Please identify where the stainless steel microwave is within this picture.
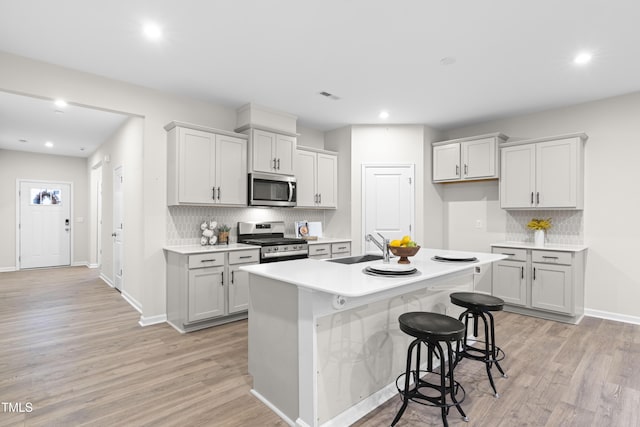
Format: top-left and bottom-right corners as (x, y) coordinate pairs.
(248, 172), (297, 207)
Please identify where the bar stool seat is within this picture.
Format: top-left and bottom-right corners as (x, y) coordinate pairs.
(450, 292), (507, 398)
(391, 312), (468, 427)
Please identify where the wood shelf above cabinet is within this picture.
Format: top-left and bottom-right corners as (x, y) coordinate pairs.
(432, 132), (508, 183)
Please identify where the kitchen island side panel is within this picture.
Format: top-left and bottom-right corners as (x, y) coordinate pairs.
(248, 276), (300, 423)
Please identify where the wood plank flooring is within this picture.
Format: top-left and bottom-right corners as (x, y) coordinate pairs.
(2, 267), (640, 426)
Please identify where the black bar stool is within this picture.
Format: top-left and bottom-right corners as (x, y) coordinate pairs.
(391, 312), (468, 427)
(450, 292), (507, 397)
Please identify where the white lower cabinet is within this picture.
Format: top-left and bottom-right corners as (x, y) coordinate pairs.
(491, 245), (585, 324)
(166, 248), (259, 332)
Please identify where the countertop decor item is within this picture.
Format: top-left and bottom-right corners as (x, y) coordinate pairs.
(217, 224), (230, 245)
(527, 218), (551, 247)
(388, 245), (421, 264)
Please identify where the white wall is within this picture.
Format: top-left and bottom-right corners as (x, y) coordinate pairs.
(442, 91), (640, 320)
(0, 149), (88, 270)
(350, 125), (426, 255)
(324, 126), (352, 239)
(297, 125), (325, 149)
(88, 116), (144, 309)
(0, 51), (237, 323)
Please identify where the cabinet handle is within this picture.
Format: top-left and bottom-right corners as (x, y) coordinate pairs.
(521, 266), (524, 279)
(456, 165), (459, 176)
(277, 158), (280, 170)
(542, 255), (559, 259)
(221, 272), (224, 286)
(316, 248), (327, 252)
(239, 255), (253, 259)
(318, 193), (321, 204)
(501, 252), (515, 256)
(536, 192), (540, 205)
(231, 271), (234, 284)
(533, 267), (536, 280)
(338, 246), (346, 250)
(212, 186), (216, 200)
(217, 187), (221, 201)
(273, 158), (277, 169)
(200, 259), (216, 263)
(531, 192), (534, 205)
(464, 164), (468, 175)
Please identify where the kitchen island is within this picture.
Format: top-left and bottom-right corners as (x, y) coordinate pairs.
(241, 248), (506, 427)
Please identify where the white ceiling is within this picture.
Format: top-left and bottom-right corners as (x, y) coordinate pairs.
(1, 0), (640, 155)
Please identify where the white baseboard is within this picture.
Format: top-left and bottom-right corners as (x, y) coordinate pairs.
(0, 266), (17, 272)
(139, 314), (167, 327)
(87, 263), (99, 269)
(99, 273), (114, 287)
(585, 308), (640, 325)
(71, 261), (89, 267)
(250, 389), (296, 427)
(122, 290), (142, 313)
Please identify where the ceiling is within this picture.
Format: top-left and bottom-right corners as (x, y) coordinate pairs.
(1, 0), (639, 156)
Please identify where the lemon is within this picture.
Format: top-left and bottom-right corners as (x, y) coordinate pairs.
(401, 235), (411, 244)
(390, 239), (402, 247)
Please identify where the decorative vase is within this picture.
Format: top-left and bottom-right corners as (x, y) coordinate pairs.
(218, 231), (229, 245)
(534, 229), (545, 247)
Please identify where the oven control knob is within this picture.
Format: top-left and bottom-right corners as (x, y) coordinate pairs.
(273, 247), (278, 251)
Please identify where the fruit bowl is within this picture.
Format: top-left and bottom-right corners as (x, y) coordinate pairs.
(388, 245), (421, 264)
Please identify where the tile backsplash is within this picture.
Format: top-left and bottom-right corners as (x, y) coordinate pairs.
(167, 206), (327, 246)
(505, 210), (583, 245)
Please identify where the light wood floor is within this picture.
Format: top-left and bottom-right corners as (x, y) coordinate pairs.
(1, 267), (639, 426)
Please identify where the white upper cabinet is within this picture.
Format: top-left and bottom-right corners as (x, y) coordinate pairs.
(432, 133), (507, 182)
(249, 129), (296, 175)
(500, 133), (587, 209)
(166, 122), (248, 206)
(294, 147), (338, 208)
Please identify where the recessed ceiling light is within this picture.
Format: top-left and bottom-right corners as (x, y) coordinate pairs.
(143, 22), (163, 41)
(440, 57), (456, 66)
(45, 141), (53, 148)
(379, 111), (389, 119)
(54, 99), (67, 108)
(574, 52), (592, 65)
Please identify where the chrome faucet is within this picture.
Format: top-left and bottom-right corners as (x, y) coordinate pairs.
(366, 233), (390, 263)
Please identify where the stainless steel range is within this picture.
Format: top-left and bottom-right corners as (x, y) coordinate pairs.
(237, 221), (308, 263)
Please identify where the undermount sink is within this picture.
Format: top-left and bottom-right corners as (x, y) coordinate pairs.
(327, 254), (384, 264)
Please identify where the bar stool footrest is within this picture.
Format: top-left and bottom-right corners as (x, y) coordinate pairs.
(395, 370), (466, 410)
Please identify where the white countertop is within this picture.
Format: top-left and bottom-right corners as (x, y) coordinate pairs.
(241, 248), (506, 298)
(163, 243), (260, 255)
(491, 242), (588, 252)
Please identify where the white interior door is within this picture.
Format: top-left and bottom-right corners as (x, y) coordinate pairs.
(113, 166), (124, 291)
(362, 165), (414, 253)
(19, 181), (71, 269)
(97, 172), (103, 267)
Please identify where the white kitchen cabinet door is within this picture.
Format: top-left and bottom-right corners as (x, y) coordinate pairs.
(536, 138), (578, 208)
(295, 149), (317, 207)
(462, 137), (496, 180)
(188, 266), (225, 322)
(492, 260), (527, 306)
(500, 144), (536, 208)
(228, 265), (251, 314)
(252, 129), (277, 173)
(275, 134), (296, 175)
(178, 128), (216, 204)
(531, 263), (572, 314)
(433, 143), (460, 181)
(215, 134), (247, 205)
(316, 153), (337, 208)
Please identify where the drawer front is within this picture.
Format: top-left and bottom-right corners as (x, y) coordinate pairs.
(309, 244), (331, 257)
(188, 252), (225, 269)
(492, 247), (527, 262)
(331, 242), (351, 255)
(228, 249), (260, 265)
(532, 250), (572, 265)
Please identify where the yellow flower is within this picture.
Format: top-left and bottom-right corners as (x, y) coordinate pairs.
(527, 218), (552, 230)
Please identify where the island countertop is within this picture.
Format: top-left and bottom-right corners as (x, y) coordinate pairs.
(241, 248), (506, 298)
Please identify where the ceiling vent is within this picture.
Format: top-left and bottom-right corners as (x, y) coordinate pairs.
(319, 91), (340, 101)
